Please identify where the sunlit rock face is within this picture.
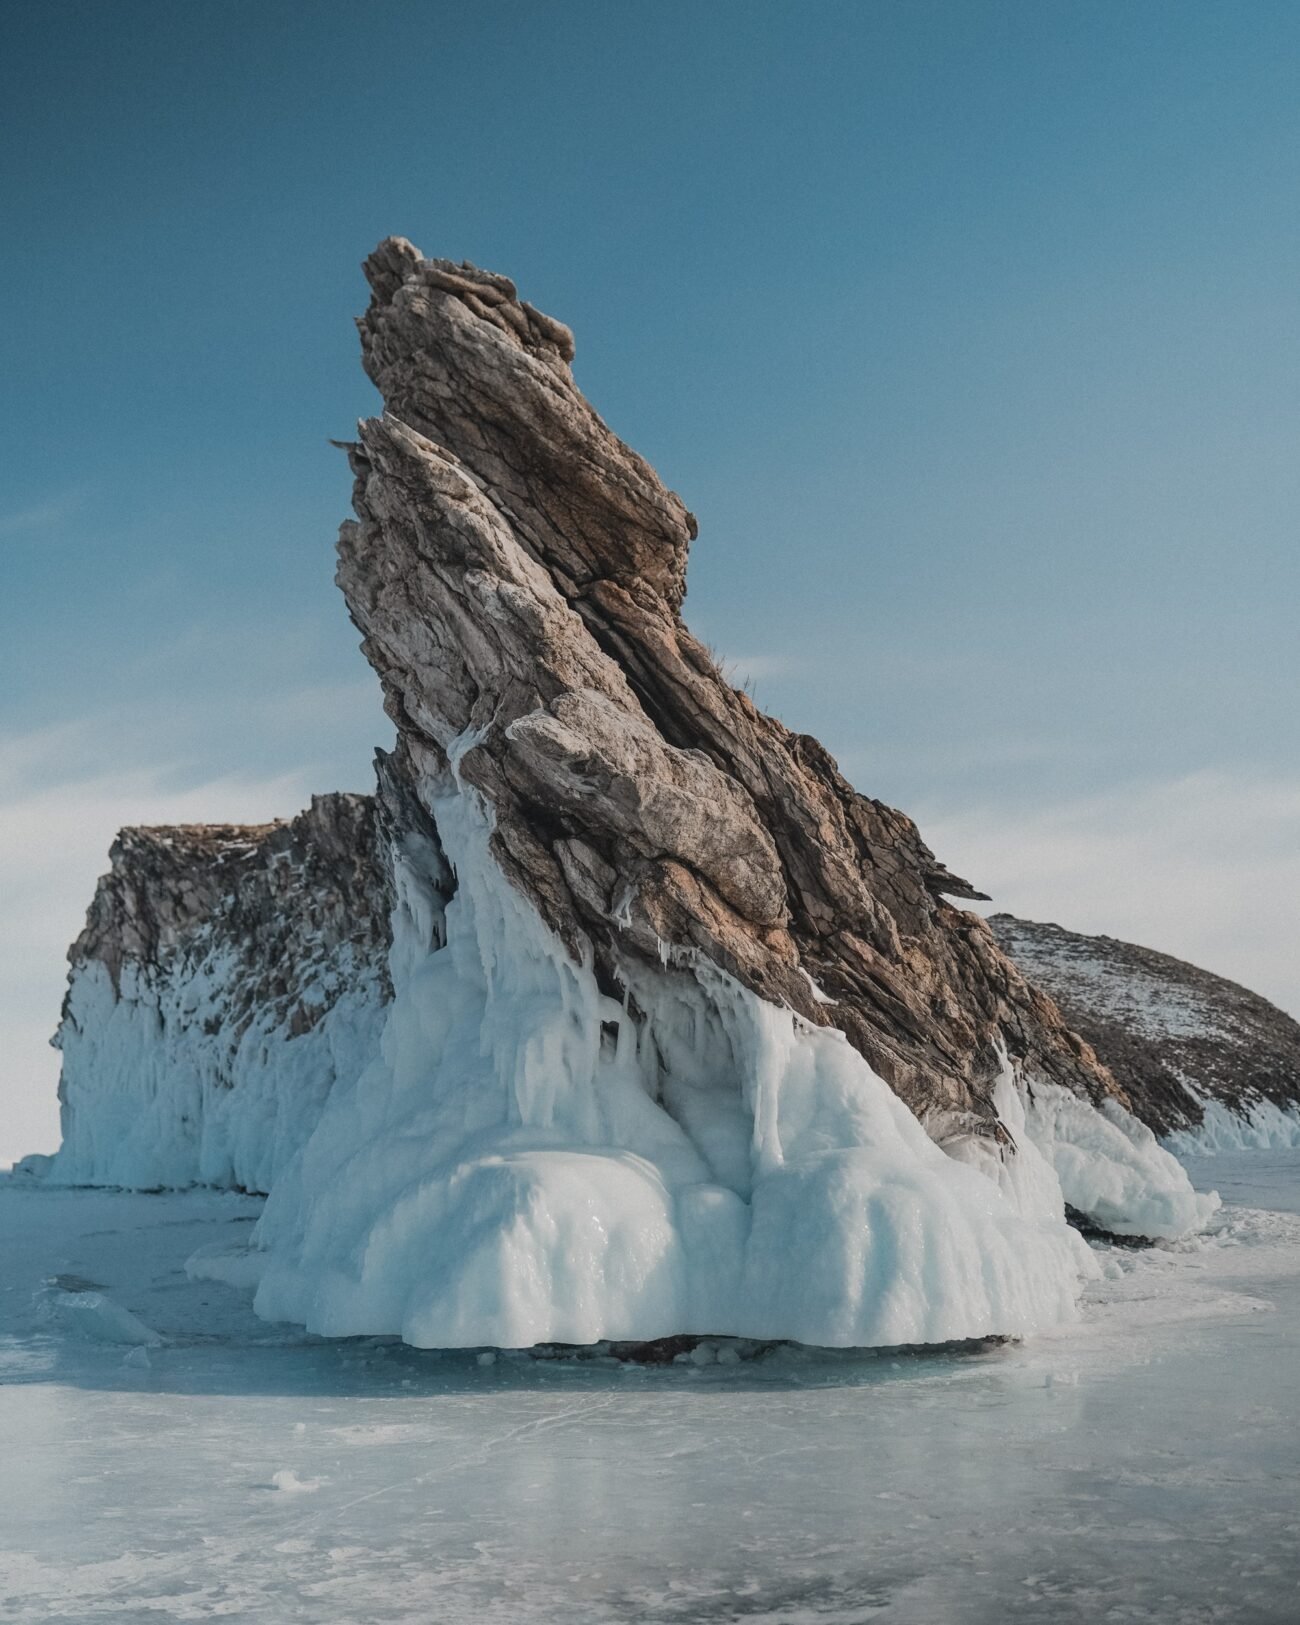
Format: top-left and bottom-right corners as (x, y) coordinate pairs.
(991, 914), (1300, 1152)
(339, 236), (1121, 1135)
(49, 794), (398, 1193)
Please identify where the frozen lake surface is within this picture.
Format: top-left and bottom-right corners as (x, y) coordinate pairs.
(1, 1153), (1297, 1623)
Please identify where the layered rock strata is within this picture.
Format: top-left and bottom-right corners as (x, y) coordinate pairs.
(340, 236), (1121, 1138)
(230, 239), (1217, 1349)
(990, 915), (1300, 1150)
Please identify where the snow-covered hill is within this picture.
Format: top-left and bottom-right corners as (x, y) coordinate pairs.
(990, 915), (1300, 1152)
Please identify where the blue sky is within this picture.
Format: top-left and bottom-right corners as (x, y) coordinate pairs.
(4, 0), (1299, 1158)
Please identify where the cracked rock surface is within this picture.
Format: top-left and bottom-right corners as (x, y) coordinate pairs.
(67, 794), (390, 1028)
(339, 236), (1122, 1134)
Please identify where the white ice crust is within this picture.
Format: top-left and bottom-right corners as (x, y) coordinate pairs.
(238, 768), (1206, 1351)
(48, 946), (385, 1193)
(1165, 1096), (1300, 1156)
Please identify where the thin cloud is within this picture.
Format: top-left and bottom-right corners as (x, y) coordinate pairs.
(0, 492), (83, 537)
(722, 654), (799, 682)
(918, 769), (1300, 1022)
(1, 675), (384, 796)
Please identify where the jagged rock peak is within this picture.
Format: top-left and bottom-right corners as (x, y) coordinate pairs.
(338, 236), (1121, 1131)
(358, 234), (697, 612)
(990, 914), (1300, 1140)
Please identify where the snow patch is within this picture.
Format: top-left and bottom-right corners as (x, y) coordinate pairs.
(268, 1470), (323, 1494)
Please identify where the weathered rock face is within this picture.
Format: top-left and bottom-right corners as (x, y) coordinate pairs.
(989, 915), (1300, 1145)
(50, 794), (396, 1192)
(339, 236), (1120, 1137)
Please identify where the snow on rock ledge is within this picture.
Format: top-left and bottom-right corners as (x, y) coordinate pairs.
(48, 796), (392, 1193)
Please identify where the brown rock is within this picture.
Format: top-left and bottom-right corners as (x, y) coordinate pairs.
(338, 238), (1124, 1135)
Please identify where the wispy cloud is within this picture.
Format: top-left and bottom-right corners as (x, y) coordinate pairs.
(720, 653), (799, 683)
(918, 769), (1300, 1022)
(0, 492), (83, 537)
(2, 673), (385, 797)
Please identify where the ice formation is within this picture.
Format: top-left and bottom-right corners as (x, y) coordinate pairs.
(1165, 1096), (1300, 1155)
(1016, 1080), (1219, 1239)
(34, 1282), (162, 1347)
(51, 956), (383, 1193)
(247, 774), (1092, 1348)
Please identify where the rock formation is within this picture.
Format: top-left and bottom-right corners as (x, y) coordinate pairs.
(339, 236), (1120, 1139)
(38, 239), (1223, 1348)
(990, 915), (1300, 1149)
(49, 794), (395, 1192)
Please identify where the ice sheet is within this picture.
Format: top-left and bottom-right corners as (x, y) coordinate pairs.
(1, 1154), (1297, 1624)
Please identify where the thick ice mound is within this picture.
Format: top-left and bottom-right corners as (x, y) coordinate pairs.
(1020, 1080), (1219, 1239)
(941, 1069), (1096, 1269)
(243, 773), (1106, 1351)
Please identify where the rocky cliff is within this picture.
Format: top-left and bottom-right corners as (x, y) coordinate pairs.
(990, 914), (1300, 1149)
(50, 794), (396, 1192)
(339, 236), (1121, 1138)
(231, 239), (1214, 1349)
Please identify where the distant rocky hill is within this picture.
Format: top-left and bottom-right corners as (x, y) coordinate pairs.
(989, 915), (1300, 1148)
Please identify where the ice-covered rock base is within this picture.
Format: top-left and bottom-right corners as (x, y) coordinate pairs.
(219, 776), (1211, 1351)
